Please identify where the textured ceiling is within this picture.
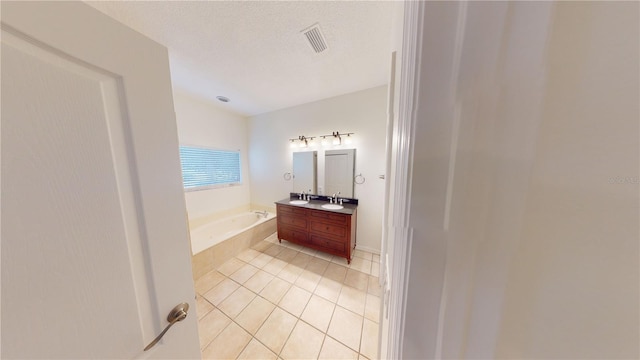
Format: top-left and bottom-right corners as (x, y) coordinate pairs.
(85, 1), (397, 116)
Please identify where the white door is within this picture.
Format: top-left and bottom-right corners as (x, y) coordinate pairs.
(1, 2), (200, 359)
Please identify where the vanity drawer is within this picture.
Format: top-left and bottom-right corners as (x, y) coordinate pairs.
(310, 221), (347, 238)
(310, 234), (345, 252)
(277, 204), (308, 216)
(309, 209), (347, 224)
(279, 226), (309, 244)
(278, 215), (307, 229)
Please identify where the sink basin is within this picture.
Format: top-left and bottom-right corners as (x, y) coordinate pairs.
(321, 204), (344, 210)
(289, 200), (309, 205)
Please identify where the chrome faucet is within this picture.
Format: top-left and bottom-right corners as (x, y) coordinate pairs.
(254, 210), (268, 218)
(334, 191), (340, 204)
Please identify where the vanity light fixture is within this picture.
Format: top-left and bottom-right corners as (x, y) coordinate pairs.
(344, 133), (353, 145)
(308, 137), (317, 147)
(299, 136), (308, 148)
(289, 132), (353, 149)
(332, 131), (341, 145)
(288, 135), (315, 149)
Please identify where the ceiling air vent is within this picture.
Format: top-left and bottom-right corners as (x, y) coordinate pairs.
(301, 23), (328, 54)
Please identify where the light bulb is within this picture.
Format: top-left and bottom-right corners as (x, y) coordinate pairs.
(345, 135), (353, 145)
(321, 137), (328, 146)
(332, 137), (341, 145)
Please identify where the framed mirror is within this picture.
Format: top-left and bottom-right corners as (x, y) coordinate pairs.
(324, 149), (355, 198)
(292, 151), (317, 193)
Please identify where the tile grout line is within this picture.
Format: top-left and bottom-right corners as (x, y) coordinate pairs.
(198, 236), (379, 359)
(275, 282), (314, 359)
(199, 273), (267, 353)
(233, 301), (278, 359)
(358, 308), (365, 359)
(315, 294), (338, 359)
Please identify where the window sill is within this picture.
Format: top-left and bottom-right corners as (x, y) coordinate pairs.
(184, 182), (243, 192)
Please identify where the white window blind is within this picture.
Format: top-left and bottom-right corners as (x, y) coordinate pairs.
(179, 146), (241, 190)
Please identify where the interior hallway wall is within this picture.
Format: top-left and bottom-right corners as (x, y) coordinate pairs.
(248, 86), (388, 253)
(496, 2), (639, 358)
(401, 1), (639, 359)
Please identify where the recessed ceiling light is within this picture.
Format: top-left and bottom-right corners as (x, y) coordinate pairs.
(216, 96), (230, 103)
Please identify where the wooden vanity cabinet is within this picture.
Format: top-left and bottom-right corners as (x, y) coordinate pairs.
(276, 203), (356, 263)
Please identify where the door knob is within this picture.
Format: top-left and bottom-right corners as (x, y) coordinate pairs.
(144, 303), (189, 351)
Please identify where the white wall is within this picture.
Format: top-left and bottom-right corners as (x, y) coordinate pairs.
(173, 89), (251, 223)
(496, 2), (639, 358)
(400, 1), (638, 359)
(248, 86), (388, 253)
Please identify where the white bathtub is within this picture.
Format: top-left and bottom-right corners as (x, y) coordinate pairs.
(190, 211), (275, 255)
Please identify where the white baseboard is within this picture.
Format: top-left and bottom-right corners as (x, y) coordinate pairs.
(355, 244), (381, 255)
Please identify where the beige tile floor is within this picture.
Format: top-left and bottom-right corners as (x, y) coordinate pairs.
(195, 233), (382, 360)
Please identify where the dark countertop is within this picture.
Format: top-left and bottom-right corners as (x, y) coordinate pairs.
(275, 198), (357, 215)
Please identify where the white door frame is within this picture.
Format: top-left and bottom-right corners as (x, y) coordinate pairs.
(383, 1), (423, 359)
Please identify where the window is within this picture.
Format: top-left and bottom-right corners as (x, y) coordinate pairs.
(179, 146), (241, 190)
